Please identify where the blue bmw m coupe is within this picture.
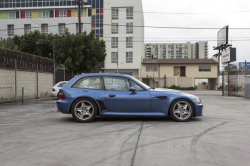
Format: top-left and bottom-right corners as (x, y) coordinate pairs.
(57, 73), (203, 122)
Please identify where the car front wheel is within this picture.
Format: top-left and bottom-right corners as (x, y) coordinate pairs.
(71, 98), (97, 123)
(170, 99), (194, 122)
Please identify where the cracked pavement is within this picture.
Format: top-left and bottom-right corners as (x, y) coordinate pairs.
(0, 91), (250, 166)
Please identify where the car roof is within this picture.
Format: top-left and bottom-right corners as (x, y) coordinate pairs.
(75, 73), (132, 78)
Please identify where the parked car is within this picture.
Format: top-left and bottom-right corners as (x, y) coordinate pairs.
(51, 81), (68, 98)
(57, 74), (203, 122)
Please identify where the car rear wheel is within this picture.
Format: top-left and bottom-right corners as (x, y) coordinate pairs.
(71, 98), (97, 123)
(170, 99), (194, 122)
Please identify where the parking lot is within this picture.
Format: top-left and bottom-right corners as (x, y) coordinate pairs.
(0, 91), (250, 166)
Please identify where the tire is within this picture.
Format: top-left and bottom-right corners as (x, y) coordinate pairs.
(71, 98), (98, 123)
(169, 99), (194, 122)
(57, 92), (60, 99)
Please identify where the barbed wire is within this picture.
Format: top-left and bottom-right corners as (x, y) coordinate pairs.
(0, 48), (53, 72)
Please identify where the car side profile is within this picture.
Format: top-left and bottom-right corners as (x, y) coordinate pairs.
(57, 74), (203, 122)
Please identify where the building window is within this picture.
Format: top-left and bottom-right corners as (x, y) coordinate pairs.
(26, 11), (32, 18)
(126, 22), (133, 34)
(126, 52), (133, 63)
(146, 66), (157, 72)
(7, 25), (14, 36)
(58, 23), (65, 34)
(126, 37), (133, 48)
(59, 10), (66, 17)
(76, 23), (83, 33)
(9, 11), (16, 19)
(77, 9), (83, 17)
(43, 10), (50, 18)
(111, 23), (118, 34)
(41, 24), (48, 34)
(112, 8), (118, 19)
(199, 66), (211, 72)
(24, 24), (31, 34)
(111, 37), (118, 48)
(111, 52), (118, 63)
(126, 8), (133, 19)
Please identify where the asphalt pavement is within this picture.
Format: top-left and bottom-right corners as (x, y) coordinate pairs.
(0, 91), (250, 166)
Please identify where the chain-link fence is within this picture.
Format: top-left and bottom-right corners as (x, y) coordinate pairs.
(222, 70), (250, 99)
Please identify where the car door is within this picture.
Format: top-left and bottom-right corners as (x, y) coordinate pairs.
(104, 76), (151, 113)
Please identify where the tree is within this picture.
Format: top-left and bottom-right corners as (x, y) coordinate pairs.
(13, 30), (55, 58)
(0, 37), (18, 50)
(53, 30), (106, 73)
(6, 29), (107, 73)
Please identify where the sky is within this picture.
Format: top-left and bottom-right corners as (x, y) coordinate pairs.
(142, 0), (250, 63)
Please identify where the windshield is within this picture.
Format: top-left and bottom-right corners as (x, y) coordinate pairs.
(130, 76), (151, 89)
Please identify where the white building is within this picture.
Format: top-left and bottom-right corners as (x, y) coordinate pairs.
(0, 0), (145, 77)
(145, 42), (208, 59)
(103, 0), (144, 77)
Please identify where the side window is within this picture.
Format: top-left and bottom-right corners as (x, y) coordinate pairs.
(104, 77), (130, 91)
(130, 80), (144, 91)
(72, 77), (102, 90)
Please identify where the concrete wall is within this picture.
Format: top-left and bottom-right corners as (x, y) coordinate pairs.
(0, 69), (53, 103)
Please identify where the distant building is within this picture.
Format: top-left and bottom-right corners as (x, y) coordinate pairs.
(141, 59), (218, 90)
(0, 0), (144, 77)
(145, 42), (208, 59)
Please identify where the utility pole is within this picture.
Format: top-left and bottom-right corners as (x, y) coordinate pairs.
(75, 0), (86, 34)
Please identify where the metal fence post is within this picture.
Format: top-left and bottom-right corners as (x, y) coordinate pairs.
(147, 74), (149, 85)
(15, 59), (17, 103)
(153, 73), (155, 89)
(164, 75), (166, 88)
(36, 60), (39, 99)
(222, 71), (224, 96)
(22, 87), (24, 103)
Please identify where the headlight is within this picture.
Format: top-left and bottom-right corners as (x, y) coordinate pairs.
(194, 97), (201, 104)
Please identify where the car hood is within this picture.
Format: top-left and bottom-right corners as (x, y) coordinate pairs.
(149, 88), (199, 99)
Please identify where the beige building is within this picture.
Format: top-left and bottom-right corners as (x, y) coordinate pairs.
(145, 41), (208, 59)
(141, 59), (218, 90)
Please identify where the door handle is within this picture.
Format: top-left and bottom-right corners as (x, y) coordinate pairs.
(109, 94), (116, 97)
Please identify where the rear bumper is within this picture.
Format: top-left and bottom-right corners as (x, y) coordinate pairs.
(195, 104), (203, 116)
(57, 99), (74, 114)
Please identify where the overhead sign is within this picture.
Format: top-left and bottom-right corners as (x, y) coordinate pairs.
(221, 47), (236, 63)
(217, 25), (228, 46)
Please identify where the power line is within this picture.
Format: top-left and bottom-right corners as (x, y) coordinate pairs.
(102, 7), (250, 15)
(1, 22), (250, 32)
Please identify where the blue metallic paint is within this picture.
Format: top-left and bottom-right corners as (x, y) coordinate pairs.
(57, 74), (203, 117)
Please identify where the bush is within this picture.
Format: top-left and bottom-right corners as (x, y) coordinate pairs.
(168, 85), (195, 90)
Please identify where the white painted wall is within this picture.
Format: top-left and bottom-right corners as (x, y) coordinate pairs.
(103, 0), (144, 77)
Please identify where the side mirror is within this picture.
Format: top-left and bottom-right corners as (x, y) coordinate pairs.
(129, 87), (136, 93)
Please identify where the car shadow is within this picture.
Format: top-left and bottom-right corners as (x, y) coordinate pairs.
(60, 116), (203, 123)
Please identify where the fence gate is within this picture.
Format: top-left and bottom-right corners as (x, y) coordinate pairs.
(222, 71), (246, 97)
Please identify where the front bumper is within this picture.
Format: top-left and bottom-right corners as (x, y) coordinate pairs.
(57, 99), (74, 114)
(195, 104), (203, 116)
